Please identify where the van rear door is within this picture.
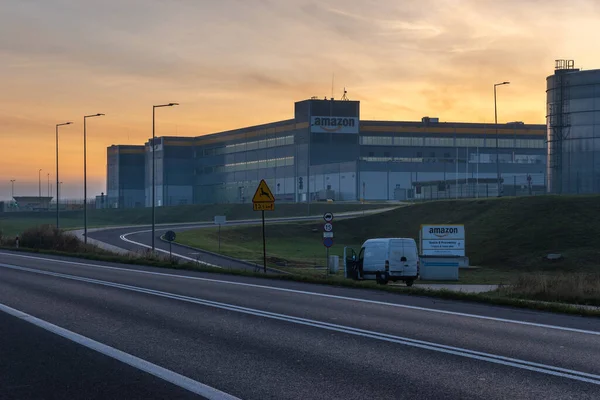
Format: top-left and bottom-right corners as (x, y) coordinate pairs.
(402, 240), (419, 277)
(388, 239), (419, 276)
(388, 239), (405, 275)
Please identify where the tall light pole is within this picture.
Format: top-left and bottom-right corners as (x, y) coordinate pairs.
(10, 179), (15, 198)
(56, 122), (73, 229)
(152, 103), (179, 252)
(83, 113), (105, 245)
(38, 169), (42, 199)
(494, 81), (510, 197)
(47, 173), (50, 197)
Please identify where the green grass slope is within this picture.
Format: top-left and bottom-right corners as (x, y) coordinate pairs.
(178, 195), (600, 272)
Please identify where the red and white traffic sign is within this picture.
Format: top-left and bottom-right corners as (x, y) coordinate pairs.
(323, 212), (334, 222)
(324, 222), (333, 232)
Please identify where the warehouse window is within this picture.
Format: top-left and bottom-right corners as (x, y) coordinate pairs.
(360, 136), (393, 146)
(213, 156), (295, 173)
(217, 135), (294, 154)
(424, 137), (454, 147)
(393, 137), (413, 146)
(486, 138), (515, 148)
(456, 138), (485, 147)
(516, 139), (545, 149)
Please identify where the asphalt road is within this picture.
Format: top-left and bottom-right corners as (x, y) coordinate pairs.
(0, 311), (204, 400)
(1, 250), (599, 399)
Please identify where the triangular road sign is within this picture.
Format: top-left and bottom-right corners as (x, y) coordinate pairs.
(252, 179), (275, 203)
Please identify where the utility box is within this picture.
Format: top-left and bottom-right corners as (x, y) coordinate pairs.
(419, 256), (460, 281)
(328, 255), (339, 274)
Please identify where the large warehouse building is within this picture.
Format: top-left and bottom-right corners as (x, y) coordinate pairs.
(106, 98), (546, 208)
(547, 60), (600, 194)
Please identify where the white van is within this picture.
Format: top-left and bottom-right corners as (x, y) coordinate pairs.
(344, 238), (419, 286)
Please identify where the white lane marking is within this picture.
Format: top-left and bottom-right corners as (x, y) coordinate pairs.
(2, 263), (600, 386)
(118, 233), (223, 269)
(1, 251), (599, 337)
(0, 301), (241, 400)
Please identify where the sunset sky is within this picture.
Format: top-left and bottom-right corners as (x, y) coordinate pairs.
(1, 0), (599, 199)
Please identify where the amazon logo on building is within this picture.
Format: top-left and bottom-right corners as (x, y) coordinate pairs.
(310, 116), (359, 134)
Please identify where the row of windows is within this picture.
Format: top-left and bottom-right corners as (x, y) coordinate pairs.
(211, 156), (295, 173)
(207, 135), (295, 156)
(360, 136), (546, 149)
(360, 155), (544, 164)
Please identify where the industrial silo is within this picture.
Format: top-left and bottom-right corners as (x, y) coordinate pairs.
(546, 60), (600, 194)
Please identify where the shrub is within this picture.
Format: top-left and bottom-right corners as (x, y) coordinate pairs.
(19, 225), (88, 253)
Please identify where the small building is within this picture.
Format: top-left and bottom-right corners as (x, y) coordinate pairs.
(12, 196), (53, 211)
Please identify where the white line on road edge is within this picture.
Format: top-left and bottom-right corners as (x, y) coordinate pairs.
(2, 262), (600, 386)
(118, 233), (223, 269)
(1, 251), (599, 337)
(0, 301), (241, 400)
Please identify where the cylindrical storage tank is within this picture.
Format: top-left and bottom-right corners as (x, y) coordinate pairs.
(546, 67), (600, 194)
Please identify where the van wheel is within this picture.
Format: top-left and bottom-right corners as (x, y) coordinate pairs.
(406, 280), (414, 287)
(376, 273), (388, 285)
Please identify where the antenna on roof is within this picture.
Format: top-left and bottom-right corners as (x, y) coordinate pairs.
(341, 87), (349, 101)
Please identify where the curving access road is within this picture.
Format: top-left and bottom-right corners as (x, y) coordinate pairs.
(85, 210), (390, 271)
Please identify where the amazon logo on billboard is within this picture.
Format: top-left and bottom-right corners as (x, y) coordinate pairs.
(310, 116), (359, 134)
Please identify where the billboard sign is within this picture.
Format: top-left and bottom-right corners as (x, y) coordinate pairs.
(310, 116), (359, 134)
(420, 225), (465, 256)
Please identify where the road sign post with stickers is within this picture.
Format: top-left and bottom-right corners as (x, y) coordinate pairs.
(252, 180), (275, 273)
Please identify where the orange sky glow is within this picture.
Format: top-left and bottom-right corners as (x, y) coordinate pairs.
(1, 0), (599, 199)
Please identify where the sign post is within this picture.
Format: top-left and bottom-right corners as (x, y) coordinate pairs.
(164, 230), (176, 261)
(214, 215), (226, 253)
(252, 180), (275, 273)
(323, 213), (334, 274)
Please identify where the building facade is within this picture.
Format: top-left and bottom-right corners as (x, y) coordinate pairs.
(106, 145), (145, 208)
(547, 60), (600, 194)
(107, 98), (546, 207)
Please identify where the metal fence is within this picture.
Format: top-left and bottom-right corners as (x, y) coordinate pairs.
(411, 174), (547, 201)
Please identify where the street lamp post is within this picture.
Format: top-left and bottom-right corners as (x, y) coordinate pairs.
(83, 113), (105, 245)
(56, 122), (73, 229)
(494, 81), (510, 197)
(152, 103), (179, 252)
(47, 173), (50, 197)
(10, 179), (15, 198)
(38, 169), (42, 199)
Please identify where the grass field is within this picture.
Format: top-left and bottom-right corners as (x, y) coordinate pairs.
(0, 202), (390, 238)
(176, 195), (600, 304)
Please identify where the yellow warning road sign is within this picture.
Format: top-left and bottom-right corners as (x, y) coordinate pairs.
(252, 179), (275, 211)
